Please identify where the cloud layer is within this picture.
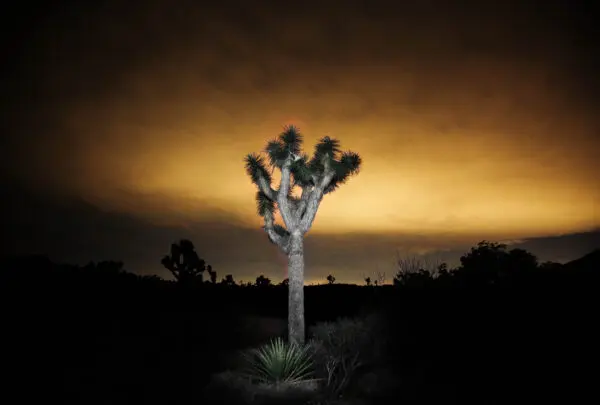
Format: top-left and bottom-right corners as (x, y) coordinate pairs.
(2, 1), (598, 282)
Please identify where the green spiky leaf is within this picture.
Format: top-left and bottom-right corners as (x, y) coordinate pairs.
(290, 153), (314, 186)
(307, 155), (325, 176)
(323, 152), (362, 194)
(279, 125), (303, 155)
(265, 139), (288, 168)
(340, 151), (362, 176)
(323, 178), (341, 194)
(255, 191), (276, 217)
(240, 337), (314, 384)
(314, 136), (341, 160)
(245, 153), (273, 185)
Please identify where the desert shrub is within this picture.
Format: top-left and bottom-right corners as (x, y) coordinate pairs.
(309, 313), (387, 399)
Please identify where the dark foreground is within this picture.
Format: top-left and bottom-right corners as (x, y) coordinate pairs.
(2, 254), (598, 404)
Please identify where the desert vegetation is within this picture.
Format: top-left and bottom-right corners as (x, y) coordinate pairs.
(2, 241), (598, 404)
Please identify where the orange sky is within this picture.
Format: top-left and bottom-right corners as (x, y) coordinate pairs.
(53, 61), (599, 240)
(2, 1), (599, 283)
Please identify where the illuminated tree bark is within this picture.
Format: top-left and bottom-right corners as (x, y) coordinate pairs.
(245, 125), (361, 345)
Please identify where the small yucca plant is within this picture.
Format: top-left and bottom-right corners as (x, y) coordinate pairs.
(240, 337), (315, 386)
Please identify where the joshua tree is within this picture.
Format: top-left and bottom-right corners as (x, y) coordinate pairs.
(364, 276), (371, 286)
(160, 239), (207, 285)
(326, 274), (336, 284)
(244, 125), (361, 344)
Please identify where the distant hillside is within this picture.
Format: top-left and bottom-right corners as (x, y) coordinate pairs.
(564, 248), (600, 272)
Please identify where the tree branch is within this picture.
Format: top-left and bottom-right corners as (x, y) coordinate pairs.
(277, 157), (298, 229)
(296, 185), (313, 218)
(300, 154), (335, 233)
(263, 213), (290, 254)
(257, 173), (277, 201)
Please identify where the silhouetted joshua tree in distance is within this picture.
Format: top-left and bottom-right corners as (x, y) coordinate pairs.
(245, 125), (361, 344)
(160, 239), (209, 285)
(326, 274), (336, 284)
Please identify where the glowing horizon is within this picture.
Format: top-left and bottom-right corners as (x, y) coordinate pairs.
(5, 0), (598, 271)
(61, 120), (598, 241)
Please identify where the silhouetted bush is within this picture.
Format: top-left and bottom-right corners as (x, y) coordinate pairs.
(255, 274), (272, 287)
(308, 312), (387, 399)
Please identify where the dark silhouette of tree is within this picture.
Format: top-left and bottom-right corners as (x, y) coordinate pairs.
(255, 274), (272, 287)
(245, 125), (361, 344)
(436, 262), (449, 274)
(539, 261), (563, 271)
(435, 262), (453, 286)
(207, 265), (217, 284)
(364, 276), (371, 286)
(502, 248), (538, 282)
(393, 254), (440, 287)
(455, 240), (538, 286)
(237, 280), (253, 288)
(326, 274), (336, 284)
(160, 239), (208, 285)
(96, 260), (125, 275)
(221, 274), (236, 286)
(141, 274), (164, 282)
(280, 278), (289, 286)
(394, 268), (434, 288)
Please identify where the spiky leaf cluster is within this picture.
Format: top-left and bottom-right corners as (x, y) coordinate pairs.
(279, 125), (303, 156)
(314, 136), (341, 159)
(245, 126), (362, 232)
(265, 139), (288, 168)
(240, 337), (314, 384)
(324, 151), (362, 194)
(244, 153), (272, 185)
(255, 190), (275, 217)
(263, 125), (304, 168)
(290, 153), (313, 187)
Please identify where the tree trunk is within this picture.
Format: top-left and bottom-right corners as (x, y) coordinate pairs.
(287, 231), (305, 345)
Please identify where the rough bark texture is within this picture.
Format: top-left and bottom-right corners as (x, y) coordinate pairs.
(287, 231), (305, 345)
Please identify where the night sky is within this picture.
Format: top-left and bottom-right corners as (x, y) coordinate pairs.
(2, 0), (598, 284)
